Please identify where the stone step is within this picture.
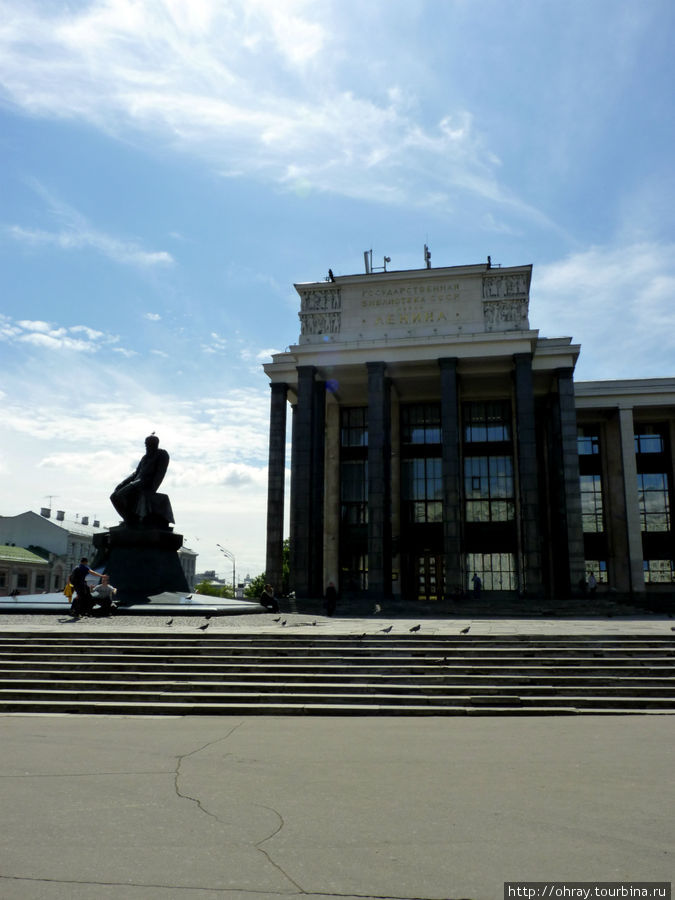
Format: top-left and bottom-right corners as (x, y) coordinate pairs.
(0, 632), (672, 716)
(0, 697), (671, 716)
(2, 679), (674, 698)
(1, 669), (672, 686)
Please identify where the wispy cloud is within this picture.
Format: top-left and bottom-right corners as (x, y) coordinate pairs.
(535, 242), (675, 380)
(5, 180), (173, 268)
(0, 0), (549, 226)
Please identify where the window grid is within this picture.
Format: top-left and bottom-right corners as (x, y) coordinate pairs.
(340, 407), (368, 447)
(584, 561), (608, 583)
(340, 459), (368, 525)
(463, 401), (511, 443)
(580, 473), (604, 532)
(466, 553), (516, 591)
(402, 458), (442, 523)
(464, 456), (514, 522)
(637, 472), (671, 532)
(401, 404), (441, 445)
(643, 560), (675, 584)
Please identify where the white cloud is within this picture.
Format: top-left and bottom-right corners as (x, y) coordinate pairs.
(0, 316), (120, 353)
(4, 181), (174, 268)
(535, 242), (675, 381)
(0, 0), (547, 224)
(144, 312), (162, 321)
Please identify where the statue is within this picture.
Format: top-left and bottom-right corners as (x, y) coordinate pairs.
(110, 435), (174, 529)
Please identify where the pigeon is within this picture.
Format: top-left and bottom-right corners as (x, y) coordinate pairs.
(409, 624), (421, 633)
(460, 625), (470, 634)
(273, 617), (281, 622)
(380, 625), (393, 634)
(166, 618), (173, 625)
(198, 622), (209, 631)
(281, 619), (287, 626)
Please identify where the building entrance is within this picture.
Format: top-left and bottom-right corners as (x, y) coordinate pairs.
(414, 552), (444, 601)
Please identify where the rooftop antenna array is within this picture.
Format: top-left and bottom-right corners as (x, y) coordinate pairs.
(424, 244), (431, 268)
(363, 249), (391, 274)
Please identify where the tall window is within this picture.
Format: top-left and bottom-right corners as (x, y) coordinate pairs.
(635, 425), (666, 454)
(341, 407), (368, 447)
(464, 456), (514, 522)
(580, 474), (604, 532)
(341, 460), (368, 524)
(643, 560), (675, 583)
(401, 403), (441, 444)
(402, 458), (442, 523)
(466, 553), (516, 591)
(464, 401), (511, 443)
(637, 473), (671, 532)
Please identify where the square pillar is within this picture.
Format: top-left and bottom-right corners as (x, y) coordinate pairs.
(265, 382), (288, 594)
(439, 358), (462, 596)
(367, 361), (392, 600)
(514, 353), (543, 595)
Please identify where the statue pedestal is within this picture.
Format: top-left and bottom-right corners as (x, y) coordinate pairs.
(92, 526), (189, 602)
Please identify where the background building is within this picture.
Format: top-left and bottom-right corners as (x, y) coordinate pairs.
(0, 508), (199, 594)
(263, 260), (675, 609)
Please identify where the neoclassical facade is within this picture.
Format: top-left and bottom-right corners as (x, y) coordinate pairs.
(263, 261), (675, 606)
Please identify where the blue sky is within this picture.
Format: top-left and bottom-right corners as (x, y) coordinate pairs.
(1, 0), (674, 579)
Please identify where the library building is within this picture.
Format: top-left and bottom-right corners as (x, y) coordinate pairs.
(263, 257), (675, 610)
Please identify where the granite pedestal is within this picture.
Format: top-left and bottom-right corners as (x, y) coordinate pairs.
(92, 525), (189, 604)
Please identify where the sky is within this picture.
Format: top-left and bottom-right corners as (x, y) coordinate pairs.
(1, 0), (674, 580)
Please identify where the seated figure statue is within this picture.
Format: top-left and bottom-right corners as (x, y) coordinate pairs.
(110, 435), (174, 529)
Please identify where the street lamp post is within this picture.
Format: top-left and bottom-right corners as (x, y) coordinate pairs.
(216, 544), (236, 597)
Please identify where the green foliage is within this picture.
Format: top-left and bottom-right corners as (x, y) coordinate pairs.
(244, 538), (290, 599)
(244, 572), (267, 599)
(194, 580), (234, 599)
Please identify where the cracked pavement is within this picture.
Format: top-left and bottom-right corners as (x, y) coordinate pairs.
(0, 716), (673, 899)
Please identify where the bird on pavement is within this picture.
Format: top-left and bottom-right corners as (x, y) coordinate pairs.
(273, 617), (281, 622)
(380, 625), (393, 633)
(166, 618), (173, 625)
(409, 624), (421, 633)
(460, 625), (470, 634)
(198, 622), (209, 631)
(281, 619), (287, 626)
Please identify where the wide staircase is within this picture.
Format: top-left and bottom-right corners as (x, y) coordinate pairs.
(0, 632), (673, 716)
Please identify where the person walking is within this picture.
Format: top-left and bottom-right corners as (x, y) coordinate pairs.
(69, 558), (103, 618)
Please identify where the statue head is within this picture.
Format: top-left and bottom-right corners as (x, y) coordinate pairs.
(145, 434), (160, 451)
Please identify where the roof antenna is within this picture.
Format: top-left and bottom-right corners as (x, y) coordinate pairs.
(424, 244), (431, 269)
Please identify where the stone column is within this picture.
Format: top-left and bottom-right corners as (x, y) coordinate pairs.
(617, 407), (644, 597)
(265, 382), (288, 594)
(556, 368), (585, 594)
(514, 353), (543, 595)
(310, 372), (326, 596)
(323, 397), (340, 588)
(439, 358), (462, 597)
(367, 362), (392, 600)
(290, 366), (316, 598)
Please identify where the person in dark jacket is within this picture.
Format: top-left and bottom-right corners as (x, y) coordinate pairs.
(324, 582), (338, 617)
(69, 558), (103, 618)
(259, 584), (280, 613)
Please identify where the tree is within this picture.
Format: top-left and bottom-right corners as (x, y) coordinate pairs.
(194, 580), (234, 599)
(244, 573), (266, 599)
(243, 539), (291, 599)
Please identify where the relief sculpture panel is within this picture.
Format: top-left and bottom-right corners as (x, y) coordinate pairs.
(300, 288), (341, 312)
(483, 298), (528, 331)
(299, 311), (342, 335)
